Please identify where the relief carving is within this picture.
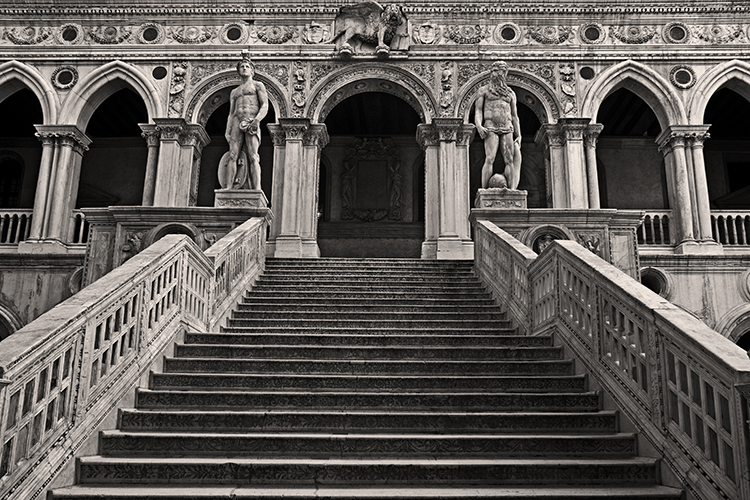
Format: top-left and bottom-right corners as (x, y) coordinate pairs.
(302, 22), (330, 44)
(609, 26), (657, 44)
(445, 25), (490, 44)
(169, 26), (216, 44)
(559, 63), (577, 116)
(168, 62), (188, 117)
(121, 231), (144, 263)
(331, 2), (409, 59)
(292, 61), (307, 116)
(577, 233), (602, 257)
(439, 61), (455, 115)
(526, 26), (573, 45)
(256, 26), (298, 44)
(5, 26), (52, 45)
(413, 23), (440, 44)
(89, 26), (132, 44)
(693, 25), (745, 44)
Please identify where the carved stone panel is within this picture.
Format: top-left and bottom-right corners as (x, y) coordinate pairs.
(340, 138), (402, 222)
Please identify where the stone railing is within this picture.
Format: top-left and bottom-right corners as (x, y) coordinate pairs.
(0, 210), (31, 245)
(0, 216), (267, 500)
(712, 211), (750, 247)
(637, 210), (673, 246)
(475, 219), (750, 500)
(68, 211), (88, 245)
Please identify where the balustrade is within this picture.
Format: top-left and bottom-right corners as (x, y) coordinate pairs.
(0, 210), (31, 244)
(0, 216), (267, 500)
(474, 219), (750, 500)
(637, 210), (672, 245)
(712, 211), (750, 246)
(69, 211), (89, 245)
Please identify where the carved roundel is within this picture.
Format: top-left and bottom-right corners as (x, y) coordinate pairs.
(663, 22), (690, 44)
(220, 23), (248, 44)
(137, 23), (165, 44)
(580, 23), (605, 44)
(51, 65), (78, 90)
(56, 23), (84, 45)
(640, 267), (672, 299)
(493, 23), (522, 44)
(669, 65), (696, 89)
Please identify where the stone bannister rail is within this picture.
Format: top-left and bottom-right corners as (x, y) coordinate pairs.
(712, 211), (750, 247)
(637, 210), (673, 246)
(0, 210), (31, 245)
(0, 216), (267, 500)
(68, 211), (88, 245)
(474, 219), (750, 500)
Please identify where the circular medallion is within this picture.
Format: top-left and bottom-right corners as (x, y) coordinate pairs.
(669, 65), (696, 89)
(493, 23), (522, 44)
(57, 23), (83, 45)
(664, 22), (690, 44)
(52, 65), (78, 90)
(137, 23), (165, 44)
(580, 23), (605, 44)
(220, 23), (247, 44)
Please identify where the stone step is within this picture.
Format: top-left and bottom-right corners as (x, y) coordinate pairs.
(257, 274), (480, 282)
(251, 284), (487, 293)
(184, 332), (552, 347)
(48, 485), (686, 500)
(224, 318), (514, 329)
(245, 291), (493, 300)
(135, 389), (600, 412)
(266, 258), (474, 269)
(99, 431), (637, 458)
(76, 457), (660, 485)
(118, 409), (619, 434)
(150, 373), (586, 392)
(219, 326), (519, 336)
(236, 303), (500, 313)
(231, 310), (507, 321)
(262, 270), (478, 279)
(163, 358), (573, 376)
(172, 344), (561, 361)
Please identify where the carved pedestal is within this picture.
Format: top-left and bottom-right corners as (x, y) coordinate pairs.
(475, 188), (528, 209)
(214, 189), (268, 208)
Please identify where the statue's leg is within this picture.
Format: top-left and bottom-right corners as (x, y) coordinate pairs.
(481, 132), (499, 188)
(500, 133), (519, 189)
(246, 133), (262, 191)
(220, 124), (242, 189)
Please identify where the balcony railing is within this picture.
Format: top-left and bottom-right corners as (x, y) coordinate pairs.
(0, 210), (32, 244)
(712, 211), (750, 246)
(69, 210), (89, 245)
(637, 210), (672, 246)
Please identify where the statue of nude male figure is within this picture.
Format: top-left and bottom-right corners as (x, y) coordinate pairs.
(220, 54), (269, 190)
(474, 60), (522, 190)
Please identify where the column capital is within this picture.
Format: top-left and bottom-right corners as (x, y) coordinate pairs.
(278, 117), (311, 141)
(303, 123), (329, 150)
(181, 123), (210, 152)
(153, 117), (189, 141)
(416, 123), (439, 149)
(267, 124), (286, 147)
(432, 118), (465, 142)
(456, 125), (476, 146)
(656, 125), (698, 153)
(139, 123), (160, 147)
(558, 117), (591, 142)
(34, 124), (92, 154)
(535, 124), (564, 149)
(583, 123), (604, 148)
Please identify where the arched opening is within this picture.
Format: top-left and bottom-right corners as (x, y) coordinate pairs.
(318, 91), (423, 257)
(76, 88), (148, 208)
(703, 87), (750, 210)
(0, 88), (43, 209)
(197, 100), (276, 207)
(595, 88), (667, 209)
(468, 96), (543, 207)
(736, 330), (750, 352)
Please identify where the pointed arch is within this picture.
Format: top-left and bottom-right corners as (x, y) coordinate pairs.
(688, 59), (750, 125)
(581, 60), (686, 129)
(0, 60), (59, 124)
(306, 63), (438, 124)
(60, 60), (162, 129)
(456, 69), (561, 125)
(185, 69), (288, 126)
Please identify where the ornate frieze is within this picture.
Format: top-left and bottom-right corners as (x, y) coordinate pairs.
(444, 25), (490, 44)
(168, 62), (188, 117)
(559, 63), (577, 116)
(219, 23), (248, 44)
(693, 25), (744, 44)
(169, 26), (216, 44)
(526, 26), (573, 45)
(609, 26), (657, 44)
(4, 26), (51, 45)
(136, 23), (165, 44)
(292, 61), (307, 117)
(493, 23), (522, 44)
(301, 22), (330, 44)
(413, 23), (440, 44)
(515, 63), (556, 88)
(405, 64), (435, 89)
(89, 26), (132, 44)
(310, 64), (337, 87)
(458, 63), (491, 89)
(255, 26), (298, 44)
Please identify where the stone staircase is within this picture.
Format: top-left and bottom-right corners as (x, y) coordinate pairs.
(51, 258), (682, 499)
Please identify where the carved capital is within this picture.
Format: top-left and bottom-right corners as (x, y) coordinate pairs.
(267, 124), (286, 147)
(558, 118), (591, 143)
(656, 126), (691, 153)
(34, 124), (92, 154)
(433, 118), (465, 142)
(139, 123), (160, 147)
(153, 118), (189, 142)
(456, 125), (476, 146)
(535, 124), (564, 149)
(416, 124), (439, 149)
(303, 124), (329, 150)
(181, 123), (210, 151)
(583, 123), (604, 148)
(278, 117), (310, 141)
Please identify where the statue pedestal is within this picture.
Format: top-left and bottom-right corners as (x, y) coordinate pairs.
(475, 188), (528, 209)
(214, 189), (268, 208)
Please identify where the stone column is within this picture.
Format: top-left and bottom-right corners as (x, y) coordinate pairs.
(27, 126), (57, 240)
(151, 118), (208, 207)
(535, 124), (566, 208)
(584, 123), (604, 210)
(686, 127), (716, 244)
(139, 124), (160, 207)
(299, 123), (329, 257)
(266, 118), (310, 258)
(416, 124), (439, 259)
(417, 119), (474, 260)
(559, 118), (590, 209)
(657, 127), (696, 252)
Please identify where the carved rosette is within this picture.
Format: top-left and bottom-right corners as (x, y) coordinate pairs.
(609, 26), (657, 44)
(169, 26), (216, 44)
(256, 26), (298, 44)
(445, 25), (490, 44)
(5, 26), (52, 45)
(694, 25), (745, 44)
(89, 25), (132, 44)
(136, 23), (165, 44)
(526, 26), (573, 44)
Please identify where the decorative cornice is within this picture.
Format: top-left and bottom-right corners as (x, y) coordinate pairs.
(34, 124), (92, 153)
(656, 125), (712, 152)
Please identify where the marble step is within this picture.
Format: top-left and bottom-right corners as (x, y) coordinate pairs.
(48, 485), (686, 500)
(256, 275), (482, 284)
(118, 409), (620, 434)
(236, 302), (500, 313)
(250, 284), (487, 293)
(99, 431), (638, 458)
(245, 291), (493, 300)
(172, 344), (561, 361)
(183, 332), (552, 347)
(224, 318), (514, 329)
(219, 326), (519, 336)
(266, 258), (474, 269)
(261, 270), (478, 279)
(135, 389), (600, 412)
(231, 310), (506, 320)
(76, 457), (660, 486)
(150, 373), (586, 392)
(163, 358), (573, 376)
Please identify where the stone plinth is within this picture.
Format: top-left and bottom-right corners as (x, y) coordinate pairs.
(214, 189), (268, 208)
(475, 188), (528, 209)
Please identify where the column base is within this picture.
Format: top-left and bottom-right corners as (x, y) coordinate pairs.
(436, 236), (474, 260)
(271, 235), (304, 258)
(18, 239), (85, 255)
(675, 240), (725, 255)
(474, 188), (528, 209)
(214, 189), (268, 208)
